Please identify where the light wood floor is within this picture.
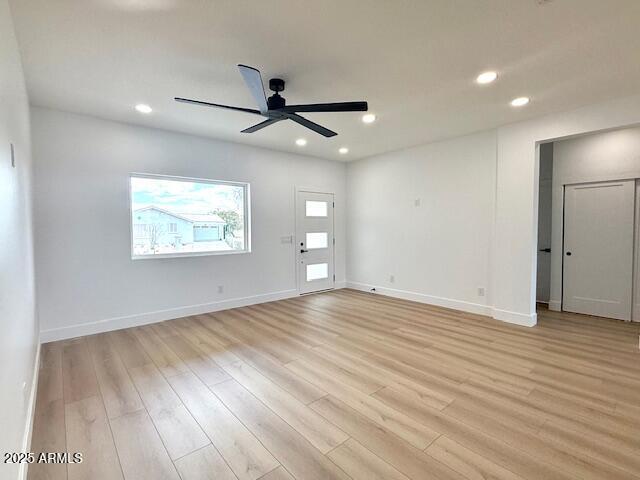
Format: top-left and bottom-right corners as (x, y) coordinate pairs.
(29, 289), (640, 480)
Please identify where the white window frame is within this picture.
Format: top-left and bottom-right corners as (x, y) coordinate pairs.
(129, 173), (251, 260)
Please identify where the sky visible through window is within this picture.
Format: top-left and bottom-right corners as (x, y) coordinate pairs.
(130, 176), (246, 257)
(131, 176), (242, 214)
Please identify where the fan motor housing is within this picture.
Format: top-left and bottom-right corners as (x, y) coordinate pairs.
(269, 78), (285, 92)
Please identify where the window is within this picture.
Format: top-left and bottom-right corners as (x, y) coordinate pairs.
(130, 174), (250, 259)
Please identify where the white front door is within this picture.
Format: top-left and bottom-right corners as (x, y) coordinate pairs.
(296, 190), (335, 294)
(562, 180), (634, 320)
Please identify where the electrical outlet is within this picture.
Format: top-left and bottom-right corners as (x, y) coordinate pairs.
(477, 287), (485, 297)
(389, 275), (395, 283)
(217, 285), (224, 294)
(414, 198), (421, 207)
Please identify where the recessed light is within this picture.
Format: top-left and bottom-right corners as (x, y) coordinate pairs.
(476, 71), (498, 84)
(295, 138), (307, 146)
(338, 147), (349, 155)
(135, 104), (153, 114)
(362, 113), (376, 124)
(510, 97), (530, 107)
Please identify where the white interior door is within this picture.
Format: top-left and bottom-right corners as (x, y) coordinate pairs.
(296, 190), (335, 294)
(562, 180), (634, 320)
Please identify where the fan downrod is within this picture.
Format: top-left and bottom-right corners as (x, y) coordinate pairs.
(267, 78), (286, 109)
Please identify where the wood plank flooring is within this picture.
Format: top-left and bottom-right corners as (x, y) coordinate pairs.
(28, 289), (640, 480)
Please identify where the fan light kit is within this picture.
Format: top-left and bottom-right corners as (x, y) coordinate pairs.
(362, 113), (376, 124)
(511, 97), (530, 107)
(476, 71), (498, 84)
(295, 138), (307, 146)
(339, 147), (349, 154)
(135, 104), (152, 114)
(176, 65), (368, 137)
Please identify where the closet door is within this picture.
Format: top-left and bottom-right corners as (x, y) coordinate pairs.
(562, 180), (634, 321)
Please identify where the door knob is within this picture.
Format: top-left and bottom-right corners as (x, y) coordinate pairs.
(300, 249), (309, 253)
(566, 251), (572, 256)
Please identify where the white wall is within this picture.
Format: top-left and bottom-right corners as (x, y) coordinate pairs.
(535, 143), (553, 303)
(347, 94), (640, 326)
(548, 126), (640, 312)
(493, 95), (640, 326)
(29, 88), (640, 342)
(32, 108), (346, 341)
(346, 130), (497, 315)
(0, 2), (39, 479)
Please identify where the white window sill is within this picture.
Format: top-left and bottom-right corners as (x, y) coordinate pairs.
(131, 249), (251, 260)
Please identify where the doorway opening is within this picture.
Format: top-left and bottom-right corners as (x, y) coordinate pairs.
(535, 126), (640, 322)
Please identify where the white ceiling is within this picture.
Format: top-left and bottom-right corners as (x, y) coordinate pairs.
(10, 0), (640, 161)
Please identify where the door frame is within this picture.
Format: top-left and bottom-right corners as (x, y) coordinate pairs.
(633, 179), (640, 321)
(294, 186), (336, 295)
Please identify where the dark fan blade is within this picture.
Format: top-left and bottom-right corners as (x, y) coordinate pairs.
(241, 118), (282, 133)
(286, 113), (337, 137)
(279, 101), (368, 113)
(175, 97), (261, 115)
(238, 64), (268, 113)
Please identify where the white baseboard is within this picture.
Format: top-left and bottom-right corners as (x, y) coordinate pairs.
(40, 289), (299, 343)
(39, 280), (538, 342)
(346, 281), (537, 327)
(548, 300), (562, 311)
(40, 283), (349, 343)
(20, 342), (41, 480)
(491, 308), (537, 327)
(346, 281), (493, 316)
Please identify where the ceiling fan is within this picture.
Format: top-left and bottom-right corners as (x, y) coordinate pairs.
(175, 64), (368, 137)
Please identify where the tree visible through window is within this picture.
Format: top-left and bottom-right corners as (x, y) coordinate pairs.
(130, 174), (249, 258)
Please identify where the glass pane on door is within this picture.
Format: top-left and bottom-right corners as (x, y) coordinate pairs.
(305, 201), (327, 217)
(306, 263), (328, 281)
(306, 232), (328, 249)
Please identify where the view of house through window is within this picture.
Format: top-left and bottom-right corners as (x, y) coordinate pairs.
(130, 174), (249, 258)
